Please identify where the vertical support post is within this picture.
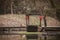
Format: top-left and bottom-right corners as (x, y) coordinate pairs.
(43, 14), (47, 32)
(39, 16), (43, 27)
(26, 15), (29, 26)
(44, 14), (47, 40)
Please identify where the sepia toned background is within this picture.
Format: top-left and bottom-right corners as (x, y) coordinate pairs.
(0, 0), (60, 40)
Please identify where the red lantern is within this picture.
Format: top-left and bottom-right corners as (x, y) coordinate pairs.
(39, 16), (43, 21)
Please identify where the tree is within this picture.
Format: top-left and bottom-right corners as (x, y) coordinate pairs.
(11, 0), (14, 14)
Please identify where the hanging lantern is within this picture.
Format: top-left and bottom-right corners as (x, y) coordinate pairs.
(39, 16), (43, 21)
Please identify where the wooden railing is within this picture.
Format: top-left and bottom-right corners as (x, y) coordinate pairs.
(0, 27), (60, 36)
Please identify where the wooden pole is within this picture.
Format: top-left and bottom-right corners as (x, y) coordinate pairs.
(26, 15), (29, 26)
(39, 16), (43, 27)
